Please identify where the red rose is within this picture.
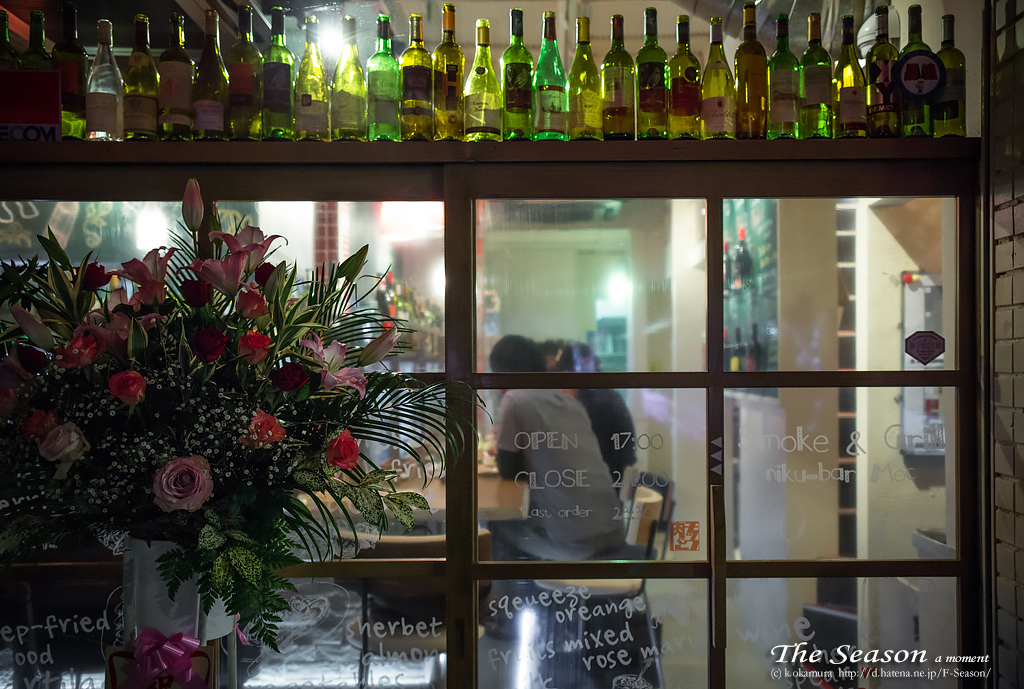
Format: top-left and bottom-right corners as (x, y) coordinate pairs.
(236, 284), (269, 319)
(326, 429), (360, 470)
(270, 362), (309, 392)
(108, 370), (147, 405)
(254, 262), (276, 287)
(24, 409), (59, 441)
(192, 327), (229, 363)
(181, 279), (213, 308)
(238, 331), (271, 365)
(82, 262), (111, 291)
(17, 346), (47, 374)
(55, 333), (105, 369)
(238, 409), (286, 448)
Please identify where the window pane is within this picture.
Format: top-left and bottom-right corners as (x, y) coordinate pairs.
(726, 388), (956, 560)
(723, 198), (956, 372)
(479, 388), (706, 562)
(481, 578), (708, 689)
(477, 199), (707, 373)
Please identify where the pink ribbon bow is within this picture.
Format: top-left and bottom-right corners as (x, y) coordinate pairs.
(122, 628), (207, 689)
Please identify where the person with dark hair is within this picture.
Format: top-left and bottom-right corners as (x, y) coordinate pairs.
(537, 339), (566, 372)
(553, 341), (638, 477)
(488, 335), (624, 561)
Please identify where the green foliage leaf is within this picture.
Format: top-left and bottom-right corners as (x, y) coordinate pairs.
(198, 524), (226, 550)
(227, 546), (263, 585)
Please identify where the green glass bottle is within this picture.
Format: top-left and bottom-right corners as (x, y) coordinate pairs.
(21, 11), (51, 71)
(934, 14), (966, 137)
(332, 15), (366, 141)
(833, 15), (866, 138)
(767, 13), (800, 140)
(800, 12), (832, 139)
(567, 16), (602, 141)
(193, 10), (229, 140)
(295, 15), (329, 141)
(898, 5), (934, 137)
(367, 15), (400, 142)
(734, 2), (766, 139)
(262, 7), (295, 140)
(124, 15), (160, 141)
(158, 13), (194, 140)
(701, 17), (735, 140)
(636, 7), (668, 139)
(865, 6), (900, 137)
(668, 15), (700, 140)
(602, 14), (635, 140)
(401, 14), (433, 141)
(0, 11), (19, 70)
(535, 11), (567, 140)
(52, 3), (88, 138)
(433, 4), (464, 141)
(227, 4), (263, 140)
(464, 19), (501, 142)
(501, 8), (533, 140)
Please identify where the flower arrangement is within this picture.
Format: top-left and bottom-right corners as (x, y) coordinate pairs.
(0, 180), (469, 650)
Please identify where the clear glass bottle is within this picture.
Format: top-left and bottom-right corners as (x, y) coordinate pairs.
(52, 2), (88, 139)
(367, 14), (400, 142)
(21, 10), (51, 71)
(433, 4), (464, 141)
(800, 12), (832, 139)
(832, 14), (867, 138)
(636, 7), (668, 139)
(501, 8), (533, 140)
(464, 19), (501, 142)
(295, 15), (329, 141)
(934, 14), (966, 137)
(898, 4), (934, 137)
(193, 10), (229, 140)
(865, 6), (900, 138)
(401, 14), (433, 141)
(158, 13), (194, 140)
(124, 15), (160, 141)
(262, 7), (295, 140)
(227, 4), (263, 140)
(534, 11), (567, 140)
(767, 13), (800, 140)
(667, 15), (700, 140)
(734, 2), (767, 139)
(601, 14), (635, 140)
(0, 11), (19, 70)
(86, 19), (123, 141)
(701, 17), (735, 140)
(332, 15), (366, 141)
(567, 16), (602, 141)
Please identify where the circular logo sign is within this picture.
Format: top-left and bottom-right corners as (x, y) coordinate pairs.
(684, 66), (698, 82)
(895, 50), (946, 102)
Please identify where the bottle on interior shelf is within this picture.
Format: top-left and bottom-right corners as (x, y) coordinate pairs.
(295, 15), (329, 141)
(193, 10), (229, 140)
(734, 2), (767, 139)
(125, 14), (160, 141)
(832, 15), (867, 138)
(934, 14), (966, 137)
(0, 11), (19, 70)
(865, 5), (900, 138)
(464, 19), (502, 142)
(332, 15), (366, 141)
(86, 19), (123, 141)
(367, 14), (400, 141)
(800, 12), (832, 138)
(158, 13), (195, 140)
(21, 10), (51, 71)
(636, 7), (668, 140)
(747, 324), (763, 371)
(227, 4), (263, 141)
(701, 17), (735, 139)
(401, 13), (433, 141)
(433, 3), (464, 141)
(767, 13), (800, 140)
(567, 17), (602, 141)
(898, 4), (934, 137)
(667, 15), (701, 140)
(534, 11), (568, 140)
(723, 240), (732, 297)
(262, 6), (295, 141)
(52, 2), (88, 139)
(501, 8), (533, 140)
(733, 226), (754, 290)
(601, 14), (636, 140)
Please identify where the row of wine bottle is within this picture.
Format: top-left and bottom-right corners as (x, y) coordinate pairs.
(0, 2), (966, 142)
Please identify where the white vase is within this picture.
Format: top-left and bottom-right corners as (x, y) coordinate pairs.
(123, 538), (234, 648)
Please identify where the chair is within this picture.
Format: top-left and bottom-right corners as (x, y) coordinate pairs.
(619, 466), (676, 561)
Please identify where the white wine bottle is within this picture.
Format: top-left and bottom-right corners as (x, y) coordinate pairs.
(295, 15), (329, 141)
(193, 10), (229, 140)
(464, 19), (501, 142)
(158, 13), (194, 140)
(86, 19), (123, 141)
(701, 17), (735, 139)
(833, 14), (867, 138)
(332, 16), (366, 141)
(124, 14), (160, 141)
(262, 7), (295, 140)
(227, 4), (263, 140)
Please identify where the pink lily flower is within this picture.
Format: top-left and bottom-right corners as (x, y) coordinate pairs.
(10, 305), (54, 351)
(299, 333), (365, 396)
(182, 178), (204, 233)
(183, 252), (249, 297)
(112, 248), (177, 305)
(0, 348), (33, 387)
(357, 324), (400, 366)
(209, 225), (283, 272)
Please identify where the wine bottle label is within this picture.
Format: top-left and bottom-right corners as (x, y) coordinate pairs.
(569, 91), (602, 130)
(124, 94), (158, 135)
(701, 95), (735, 132)
(86, 92), (120, 135)
(332, 91), (365, 129)
(370, 98), (399, 127)
(465, 93), (500, 133)
(159, 61), (193, 118)
(839, 86), (866, 125)
(441, 64), (461, 111)
(867, 58), (897, 114)
(228, 62), (255, 106)
(536, 86), (566, 133)
(194, 99), (225, 130)
(263, 62), (292, 113)
(402, 65), (431, 106)
(637, 63), (666, 112)
(504, 63), (532, 111)
(53, 59), (84, 110)
(295, 98), (328, 131)
(802, 64), (831, 105)
(670, 78), (700, 116)
(769, 70), (798, 123)
(602, 66), (634, 107)
(896, 50), (945, 101)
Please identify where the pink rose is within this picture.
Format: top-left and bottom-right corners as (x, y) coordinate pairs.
(238, 409), (286, 448)
(0, 387), (18, 417)
(39, 422), (90, 464)
(236, 284), (269, 319)
(238, 331), (271, 365)
(55, 333), (105, 369)
(326, 430), (360, 470)
(153, 455), (214, 513)
(24, 409), (59, 441)
(108, 370), (147, 405)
